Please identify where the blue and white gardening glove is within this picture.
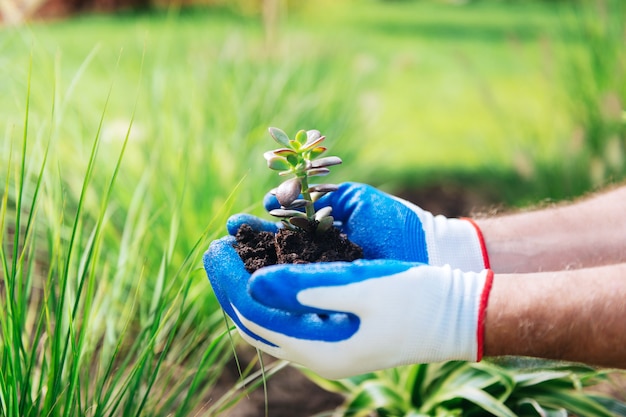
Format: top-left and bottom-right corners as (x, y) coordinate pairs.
(227, 182), (490, 271)
(203, 238), (494, 379)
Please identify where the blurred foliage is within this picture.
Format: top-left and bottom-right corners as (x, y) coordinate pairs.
(560, 0), (625, 188)
(1, 0), (623, 326)
(1, 0), (623, 284)
(305, 360), (626, 416)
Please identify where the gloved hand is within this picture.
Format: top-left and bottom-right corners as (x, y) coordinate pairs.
(204, 237), (494, 379)
(227, 182), (489, 272)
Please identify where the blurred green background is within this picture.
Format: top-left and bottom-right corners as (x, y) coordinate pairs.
(1, 0), (625, 415)
(2, 0), (625, 212)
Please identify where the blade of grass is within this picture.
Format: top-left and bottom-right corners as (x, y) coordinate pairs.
(0, 52), (36, 417)
(0, 129), (16, 417)
(43, 48), (120, 417)
(18, 76), (53, 417)
(205, 359), (290, 415)
(258, 349), (269, 417)
(172, 328), (232, 416)
(7, 53), (33, 409)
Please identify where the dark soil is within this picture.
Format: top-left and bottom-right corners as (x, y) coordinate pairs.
(234, 223), (363, 273)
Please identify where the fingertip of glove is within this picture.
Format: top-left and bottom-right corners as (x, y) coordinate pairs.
(263, 192), (280, 211)
(227, 213), (279, 235)
(226, 213), (250, 235)
(209, 235), (236, 249)
(205, 236), (237, 263)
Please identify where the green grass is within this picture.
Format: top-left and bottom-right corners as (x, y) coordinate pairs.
(0, 0), (624, 415)
(305, 1), (571, 167)
(2, 1), (623, 201)
(0, 66), (237, 416)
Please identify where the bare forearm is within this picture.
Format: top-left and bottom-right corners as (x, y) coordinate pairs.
(484, 263), (626, 369)
(476, 186), (626, 273)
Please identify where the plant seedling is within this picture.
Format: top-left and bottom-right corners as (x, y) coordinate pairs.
(233, 126), (361, 272)
(264, 127), (342, 235)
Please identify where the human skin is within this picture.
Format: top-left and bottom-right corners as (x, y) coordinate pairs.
(484, 263), (626, 369)
(476, 185), (626, 273)
(475, 185), (626, 368)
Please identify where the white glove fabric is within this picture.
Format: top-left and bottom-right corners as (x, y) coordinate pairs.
(204, 239), (494, 380)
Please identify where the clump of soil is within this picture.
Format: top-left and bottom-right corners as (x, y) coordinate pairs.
(234, 223), (363, 273)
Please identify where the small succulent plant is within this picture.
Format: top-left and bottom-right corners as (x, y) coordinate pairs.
(263, 127), (342, 234)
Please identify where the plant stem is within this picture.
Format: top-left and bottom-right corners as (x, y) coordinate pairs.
(299, 174), (316, 221)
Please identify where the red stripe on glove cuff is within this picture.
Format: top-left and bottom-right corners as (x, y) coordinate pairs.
(475, 269), (494, 362)
(461, 217), (491, 269)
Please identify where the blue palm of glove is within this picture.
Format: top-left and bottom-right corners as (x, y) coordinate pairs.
(227, 182), (429, 262)
(204, 237), (414, 344)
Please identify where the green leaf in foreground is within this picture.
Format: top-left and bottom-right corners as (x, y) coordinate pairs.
(306, 361), (626, 417)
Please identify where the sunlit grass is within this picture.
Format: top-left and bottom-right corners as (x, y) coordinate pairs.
(0, 1), (581, 179)
(3, 1), (621, 201)
(1, 5), (365, 415)
(0, 57), (241, 415)
(0, 40), (289, 417)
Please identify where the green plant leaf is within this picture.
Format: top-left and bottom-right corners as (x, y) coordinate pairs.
(269, 209), (307, 218)
(343, 380), (407, 417)
(421, 361), (480, 396)
(286, 199), (309, 209)
(308, 184), (339, 194)
(520, 389), (617, 417)
(309, 146), (327, 159)
(438, 386), (517, 417)
(272, 148), (300, 166)
(273, 148), (298, 157)
(306, 129), (322, 143)
(299, 368), (357, 394)
(301, 136), (326, 152)
(420, 362), (514, 414)
(288, 217), (311, 230)
(269, 127), (291, 147)
(275, 177), (302, 207)
(311, 156), (342, 168)
(316, 215), (334, 233)
(515, 398), (568, 417)
(588, 394), (626, 416)
(265, 154), (292, 171)
(295, 129), (308, 145)
(286, 154), (299, 166)
(468, 362), (515, 399)
(288, 139), (301, 151)
(314, 206), (333, 220)
(406, 364), (429, 408)
(307, 168), (331, 177)
(513, 370), (573, 387)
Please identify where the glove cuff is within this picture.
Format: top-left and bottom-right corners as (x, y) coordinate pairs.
(461, 217), (491, 269)
(426, 215), (489, 271)
(475, 269), (494, 361)
(401, 266), (494, 365)
(395, 197), (490, 271)
(414, 209), (490, 272)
